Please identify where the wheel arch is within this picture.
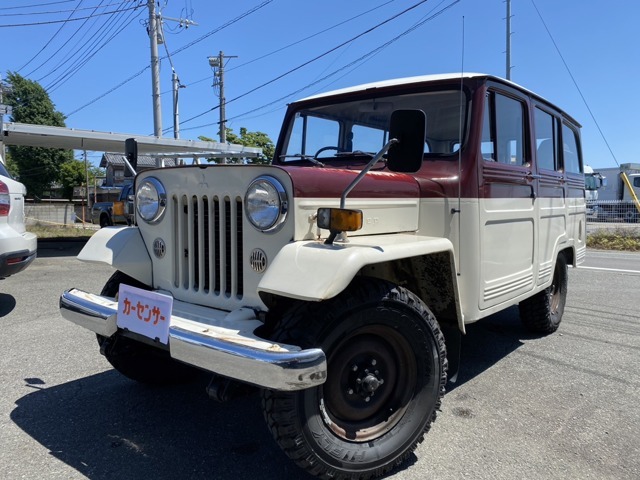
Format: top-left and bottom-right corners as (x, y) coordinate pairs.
(77, 226), (152, 285)
(258, 236), (465, 333)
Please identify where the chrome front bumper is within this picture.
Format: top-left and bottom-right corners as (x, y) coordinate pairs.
(59, 288), (327, 391)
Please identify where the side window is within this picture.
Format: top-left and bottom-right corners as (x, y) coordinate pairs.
(481, 94), (495, 161)
(534, 108), (558, 171)
(482, 92), (527, 166)
(562, 123), (582, 173)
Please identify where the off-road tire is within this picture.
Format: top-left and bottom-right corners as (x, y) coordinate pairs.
(262, 278), (447, 479)
(519, 254), (568, 334)
(97, 271), (200, 385)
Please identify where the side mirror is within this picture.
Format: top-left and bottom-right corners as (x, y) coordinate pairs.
(124, 138), (138, 177)
(387, 109), (426, 173)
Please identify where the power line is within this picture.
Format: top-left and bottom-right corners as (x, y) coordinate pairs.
(44, 4), (142, 90)
(160, 0), (398, 96)
(0, 1), (133, 16)
(178, 0), (435, 130)
(529, 0), (619, 166)
(183, 0), (460, 133)
(0, 1), (75, 11)
(0, 4), (142, 27)
(65, 0), (273, 117)
(18, 0), (89, 73)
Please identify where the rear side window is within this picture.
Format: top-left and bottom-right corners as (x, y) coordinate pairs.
(562, 123), (582, 173)
(482, 91), (527, 166)
(534, 108), (559, 171)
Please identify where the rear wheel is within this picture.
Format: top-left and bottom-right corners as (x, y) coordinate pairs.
(519, 254), (568, 334)
(97, 271), (200, 385)
(262, 278), (447, 479)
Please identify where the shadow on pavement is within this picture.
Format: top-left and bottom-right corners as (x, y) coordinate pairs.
(12, 371), (312, 480)
(0, 293), (17, 317)
(11, 307), (535, 479)
(36, 239), (89, 258)
(449, 306), (539, 390)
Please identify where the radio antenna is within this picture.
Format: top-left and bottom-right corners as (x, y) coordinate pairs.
(455, 16), (465, 276)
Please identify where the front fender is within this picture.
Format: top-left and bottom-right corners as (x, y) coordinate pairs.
(258, 234), (456, 302)
(77, 226), (152, 286)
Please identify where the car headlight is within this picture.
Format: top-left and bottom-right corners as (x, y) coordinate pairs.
(245, 176), (288, 232)
(136, 177), (166, 223)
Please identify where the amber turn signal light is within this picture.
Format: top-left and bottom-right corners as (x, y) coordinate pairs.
(317, 208), (363, 232)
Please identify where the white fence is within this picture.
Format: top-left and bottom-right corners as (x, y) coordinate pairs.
(24, 201), (93, 227)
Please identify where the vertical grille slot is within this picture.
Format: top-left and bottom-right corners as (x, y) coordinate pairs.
(172, 193), (243, 299)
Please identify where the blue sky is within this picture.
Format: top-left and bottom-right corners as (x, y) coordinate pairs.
(1, 0), (638, 169)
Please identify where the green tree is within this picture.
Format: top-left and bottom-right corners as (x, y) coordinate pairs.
(59, 158), (104, 200)
(199, 127), (275, 164)
(2, 151), (19, 178)
(3, 72), (73, 198)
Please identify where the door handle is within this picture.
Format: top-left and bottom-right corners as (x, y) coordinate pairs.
(525, 172), (542, 180)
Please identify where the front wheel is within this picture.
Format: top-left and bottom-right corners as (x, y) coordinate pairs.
(262, 278), (447, 479)
(519, 254), (568, 334)
(97, 271), (200, 385)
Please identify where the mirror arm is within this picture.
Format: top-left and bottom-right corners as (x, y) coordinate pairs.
(340, 138), (398, 209)
(122, 156), (137, 177)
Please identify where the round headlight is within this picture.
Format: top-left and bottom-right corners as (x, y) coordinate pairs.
(136, 177), (166, 223)
(245, 176), (287, 232)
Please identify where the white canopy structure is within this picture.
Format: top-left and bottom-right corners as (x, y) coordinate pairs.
(1, 122), (262, 158)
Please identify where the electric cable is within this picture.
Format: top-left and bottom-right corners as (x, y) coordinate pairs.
(0, 1), (134, 16)
(45, 4), (142, 90)
(160, 0), (397, 96)
(0, 3), (142, 27)
(529, 0), (619, 166)
(179, 0), (438, 130)
(18, 0), (88, 73)
(182, 0), (459, 132)
(65, 0), (273, 117)
(0, 1), (75, 11)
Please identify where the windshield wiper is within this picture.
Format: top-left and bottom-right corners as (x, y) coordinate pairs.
(335, 150), (376, 158)
(279, 154), (325, 167)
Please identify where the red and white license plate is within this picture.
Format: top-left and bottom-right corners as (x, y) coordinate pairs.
(117, 284), (173, 344)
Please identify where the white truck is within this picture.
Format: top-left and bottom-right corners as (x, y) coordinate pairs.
(59, 73), (586, 479)
(591, 163), (640, 222)
(584, 165), (605, 217)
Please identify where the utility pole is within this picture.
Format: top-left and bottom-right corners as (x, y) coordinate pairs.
(146, 1), (197, 140)
(172, 70), (182, 139)
(209, 51), (237, 144)
(147, 0), (162, 137)
(0, 74), (13, 164)
(505, 0), (512, 80)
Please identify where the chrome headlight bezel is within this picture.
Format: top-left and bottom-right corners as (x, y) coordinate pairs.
(136, 177), (166, 224)
(244, 175), (288, 233)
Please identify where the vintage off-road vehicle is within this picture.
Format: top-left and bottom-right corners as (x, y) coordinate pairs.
(60, 73), (586, 479)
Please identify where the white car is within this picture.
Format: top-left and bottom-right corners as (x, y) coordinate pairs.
(0, 159), (36, 278)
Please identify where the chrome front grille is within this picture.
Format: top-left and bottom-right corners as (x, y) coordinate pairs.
(173, 194), (244, 299)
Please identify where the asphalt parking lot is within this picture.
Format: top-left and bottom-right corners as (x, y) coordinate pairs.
(0, 242), (638, 480)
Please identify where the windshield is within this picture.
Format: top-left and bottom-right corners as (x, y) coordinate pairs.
(280, 88), (468, 164)
(584, 174), (598, 190)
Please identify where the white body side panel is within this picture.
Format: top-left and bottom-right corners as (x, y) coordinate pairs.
(417, 196), (585, 324)
(294, 198), (419, 241)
